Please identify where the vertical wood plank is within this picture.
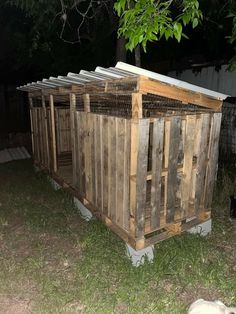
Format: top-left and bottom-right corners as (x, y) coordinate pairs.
(132, 93), (143, 119)
(202, 113), (222, 212)
(95, 115), (103, 211)
(91, 114), (96, 205)
(28, 97), (35, 156)
(150, 118), (164, 230)
(136, 119), (150, 238)
(129, 120), (139, 235)
(109, 117), (117, 220)
(102, 115), (109, 215)
(195, 114), (210, 215)
(76, 112), (84, 194)
(49, 94), (57, 173)
(85, 113), (93, 203)
(70, 93), (77, 185)
(181, 115), (196, 218)
(166, 117), (181, 224)
(42, 95), (50, 169)
(116, 118), (125, 227)
(123, 119), (131, 231)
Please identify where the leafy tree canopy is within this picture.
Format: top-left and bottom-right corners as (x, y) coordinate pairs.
(114, 0), (203, 51)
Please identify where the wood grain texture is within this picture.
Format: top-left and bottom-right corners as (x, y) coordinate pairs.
(150, 118), (164, 230)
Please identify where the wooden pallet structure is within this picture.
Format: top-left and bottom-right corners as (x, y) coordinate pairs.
(18, 62), (228, 250)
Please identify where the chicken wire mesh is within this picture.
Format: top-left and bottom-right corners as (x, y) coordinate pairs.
(219, 99), (236, 164)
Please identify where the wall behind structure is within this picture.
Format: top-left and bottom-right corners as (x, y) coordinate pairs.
(169, 64), (236, 96)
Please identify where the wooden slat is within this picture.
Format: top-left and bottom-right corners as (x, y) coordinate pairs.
(116, 118), (126, 227)
(166, 116), (181, 224)
(34, 109), (40, 163)
(90, 115), (96, 205)
(83, 113), (91, 202)
(42, 95), (50, 169)
(123, 119), (130, 231)
(108, 117), (117, 220)
(76, 112), (83, 192)
(136, 119), (150, 238)
(139, 76), (223, 111)
(28, 97), (35, 156)
(150, 118), (164, 230)
(70, 94), (77, 185)
(203, 113), (222, 211)
(102, 115), (109, 215)
(129, 121), (139, 235)
(181, 115), (196, 218)
(49, 95), (57, 173)
(195, 114), (210, 216)
(95, 114), (103, 211)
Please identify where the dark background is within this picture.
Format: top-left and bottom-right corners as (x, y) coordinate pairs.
(0, 0), (234, 134)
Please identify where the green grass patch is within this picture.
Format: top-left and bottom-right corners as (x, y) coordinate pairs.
(0, 160), (235, 313)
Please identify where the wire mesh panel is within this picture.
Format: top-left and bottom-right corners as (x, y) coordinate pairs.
(219, 99), (236, 164)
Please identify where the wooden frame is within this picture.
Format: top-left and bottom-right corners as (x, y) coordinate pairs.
(27, 74), (223, 250)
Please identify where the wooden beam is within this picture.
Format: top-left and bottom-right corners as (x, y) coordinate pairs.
(138, 76), (223, 111)
(49, 94), (57, 173)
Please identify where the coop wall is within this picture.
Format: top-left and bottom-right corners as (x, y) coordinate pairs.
(30, 104), (71, 172)
(28, 78), (222, 249)
(71, 110), (221, 248)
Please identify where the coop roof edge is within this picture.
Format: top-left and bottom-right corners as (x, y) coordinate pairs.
(115, 62), (229, 101)
(17, 62), (229, 101)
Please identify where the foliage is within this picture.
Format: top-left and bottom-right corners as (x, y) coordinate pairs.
(227, 7), (236, 71)
(114, 0), (203, 51)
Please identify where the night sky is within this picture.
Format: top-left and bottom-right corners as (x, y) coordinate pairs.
(0, 1), (234, 85)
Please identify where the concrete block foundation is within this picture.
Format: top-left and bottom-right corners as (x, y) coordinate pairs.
(126, 244), (154, 267)
(187, 218), (212, 236)
(74, 197), (93, 221)
(47, 176), (62, 191)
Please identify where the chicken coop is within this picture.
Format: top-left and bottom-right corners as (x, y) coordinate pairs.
(17, 62), (228, 250)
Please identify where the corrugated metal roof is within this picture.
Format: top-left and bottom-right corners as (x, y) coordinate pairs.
(0, 147), (31, 164)
(116, 62), (229, 100)
(17, 62), (229, 100)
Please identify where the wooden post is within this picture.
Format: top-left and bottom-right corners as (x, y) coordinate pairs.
(28, 96), (35, 156)
(70, 93), (77, 185)
(42, 94), (50, 169)
(132, 93), (142, 119)
(83, 94), (90, 112)
(49, 94), (57, 173)
(129, 93), (149, 241)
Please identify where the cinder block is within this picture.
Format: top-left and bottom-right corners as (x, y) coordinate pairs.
(187, 218), (212, 236)
(126, 244), (154, 267)
(73, 197), (93, 221)
(47, 176), (62, 191)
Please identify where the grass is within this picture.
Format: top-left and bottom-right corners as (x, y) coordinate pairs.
(0, 160), (235, 313)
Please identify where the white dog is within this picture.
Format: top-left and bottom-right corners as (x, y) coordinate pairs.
(188, 299), (236, 314)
